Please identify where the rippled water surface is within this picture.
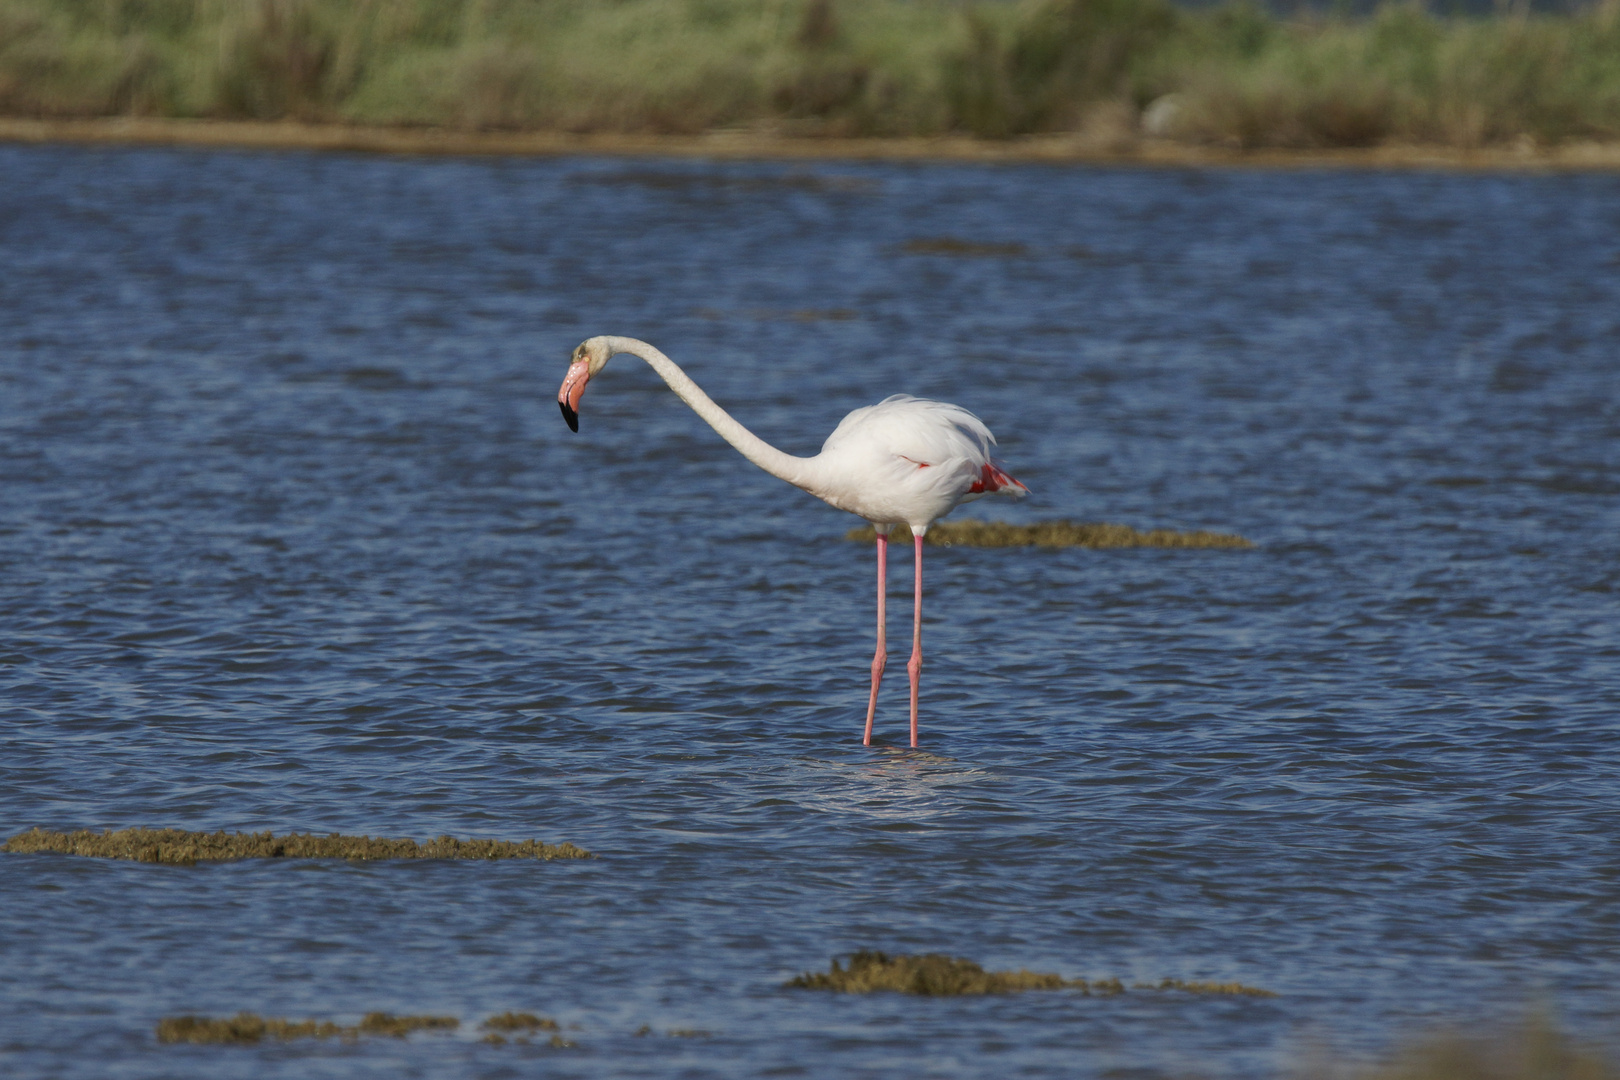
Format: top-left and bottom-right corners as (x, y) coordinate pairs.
(2, 143), (1618, 1079)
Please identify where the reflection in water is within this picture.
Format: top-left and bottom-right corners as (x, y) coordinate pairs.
(792, 752), (991, 820)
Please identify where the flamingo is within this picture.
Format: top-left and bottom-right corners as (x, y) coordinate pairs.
(557, 336), (1028, 748)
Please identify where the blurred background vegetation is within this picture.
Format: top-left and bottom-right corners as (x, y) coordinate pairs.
(2, 0), (1619, 148)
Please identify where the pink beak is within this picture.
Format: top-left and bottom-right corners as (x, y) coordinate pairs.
(558, 360), (589, 432)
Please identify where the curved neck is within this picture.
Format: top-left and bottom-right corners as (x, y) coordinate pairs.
(604, 337), (811, 487)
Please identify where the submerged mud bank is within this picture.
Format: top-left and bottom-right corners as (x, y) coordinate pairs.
(787, 951), (1275, 997)
(2, 827), (593, 865)
(157, 1012), (461, 1045)
(139, 1003), (1620, 1074)
(846, 520), (1255, 549)
(156, 1010), (580, 1048)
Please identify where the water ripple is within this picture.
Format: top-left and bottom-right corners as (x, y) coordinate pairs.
(0, 145), (1618, 1079)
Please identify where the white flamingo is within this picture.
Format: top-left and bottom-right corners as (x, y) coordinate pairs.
(558, 336), (1028, 748)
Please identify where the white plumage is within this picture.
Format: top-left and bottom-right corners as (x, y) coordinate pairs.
(557, 336), (1028, 749)
(808, 395), (1005, 530)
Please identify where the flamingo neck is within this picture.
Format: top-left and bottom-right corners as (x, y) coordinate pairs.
(602, 337), (812, 489)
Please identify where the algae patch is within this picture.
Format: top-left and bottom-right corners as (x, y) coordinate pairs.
(156, 1012), (458, 1045)
(482, 1033), (577, 1047)
(158, 1011), (586, 1048)
(789, 952), (1274, 998)
(481, 1012), (559, 1033)
(787, 950), (1091, 996)
(478, 1012), (575, 1045)
(845, 520), (1254, 549)
(1137, 978), (1278, 998)
(3, 827), (592, 865)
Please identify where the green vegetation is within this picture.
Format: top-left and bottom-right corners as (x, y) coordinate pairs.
(1, 0), (1619, 148)
(156, 1011), (459, 1044)
(3, 826), (593, 864)
(845, 520), (1255, 549)
(786, 950), (1273, 996)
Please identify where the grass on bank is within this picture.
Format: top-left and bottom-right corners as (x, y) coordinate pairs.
(2, 826), (593, 864)
(2, 0), (1620, 148)
(845, 520), (1255, 548)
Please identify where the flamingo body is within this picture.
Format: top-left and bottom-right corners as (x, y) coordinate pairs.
(557, 336), (1027, 747)
(804, 395), (1024, 529)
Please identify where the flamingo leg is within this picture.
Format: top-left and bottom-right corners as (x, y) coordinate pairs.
(907, 532), (923, 748)
(863, 530), (888, 746)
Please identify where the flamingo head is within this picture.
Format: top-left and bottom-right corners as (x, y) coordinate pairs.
(558, 336), (613, 432)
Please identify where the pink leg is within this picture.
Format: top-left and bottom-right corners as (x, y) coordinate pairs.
(907, 533), (923, 748)
(863, 530), (888, 746)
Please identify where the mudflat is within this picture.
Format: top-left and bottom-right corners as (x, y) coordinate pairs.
(6, 116), (1620, 172)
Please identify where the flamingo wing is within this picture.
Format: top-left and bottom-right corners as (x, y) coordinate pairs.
(812, 396), (1024, 527)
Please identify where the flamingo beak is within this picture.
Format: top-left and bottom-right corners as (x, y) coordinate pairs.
(969, 462), (1029, 497)
(558, 360), (589, 432)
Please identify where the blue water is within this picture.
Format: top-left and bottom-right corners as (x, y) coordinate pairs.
(2, 142), (1618, 1079)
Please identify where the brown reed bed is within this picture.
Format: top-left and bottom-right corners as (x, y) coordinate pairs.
(2, 826), (592, 866)
(786, 950), (1273, 997)
(845, 520), (1255, 549)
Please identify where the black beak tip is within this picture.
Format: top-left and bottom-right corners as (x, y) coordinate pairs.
(560, 401), (579, 432)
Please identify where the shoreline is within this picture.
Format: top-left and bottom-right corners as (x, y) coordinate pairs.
(8, 116), (1620, 172)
